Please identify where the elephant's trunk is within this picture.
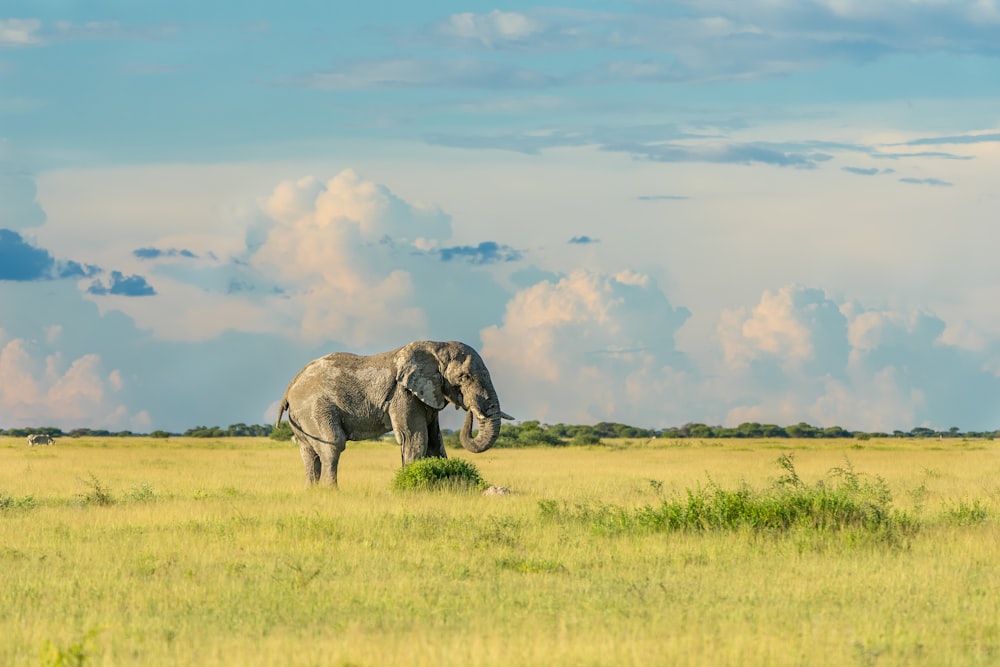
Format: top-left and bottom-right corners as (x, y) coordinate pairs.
(459, 409), (501, 453)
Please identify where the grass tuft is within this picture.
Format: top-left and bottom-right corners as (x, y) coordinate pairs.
(75, 473), (115, 507)
(0, 490), (37, 512)
(40, 627), (102, 667)
(539, 454), (916, 544)
(123, 482), (157, 503)
(944, 499), (989, 526)
(392, 457), (487, 492)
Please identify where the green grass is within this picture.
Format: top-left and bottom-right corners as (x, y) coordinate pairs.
(1, 436), (998, 665)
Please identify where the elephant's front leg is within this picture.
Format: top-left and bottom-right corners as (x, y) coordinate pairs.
(389, 395), (430, 464)
(426, 410), (447, 459)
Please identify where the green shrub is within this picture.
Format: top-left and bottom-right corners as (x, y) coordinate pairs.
(0, 491), (37, 512)
(945, 500), (988, 526)
(270, 421), (294, 442)
(76, 473), (115, 507)
(392, 457), (487, 492)
(538, 454), (916, 544)
(124, 482), (157, 503)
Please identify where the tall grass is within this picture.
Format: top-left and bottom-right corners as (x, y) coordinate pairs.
(539, 454), (917, 546)
(0, 436), (998, 666)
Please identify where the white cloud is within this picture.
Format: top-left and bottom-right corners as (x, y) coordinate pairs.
(0, 19), (42, 47)
(439, 11), (544, 47)
(715, 285), (1000, 431)
(718, 285), (848, 373)
(480, 269), (691, 425)
(0, 338), (147, 430)
(249, 169), (453, 346)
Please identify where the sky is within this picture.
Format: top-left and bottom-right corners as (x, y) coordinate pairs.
(2, 1), (1000, 434)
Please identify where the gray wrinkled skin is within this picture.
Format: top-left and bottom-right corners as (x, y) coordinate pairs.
(275, 341), (511, 488)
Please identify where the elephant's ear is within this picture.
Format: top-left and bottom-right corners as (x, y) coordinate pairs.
(395, 343), (447, 409)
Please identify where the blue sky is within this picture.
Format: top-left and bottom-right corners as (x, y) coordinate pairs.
(2, 1), (1000, 433)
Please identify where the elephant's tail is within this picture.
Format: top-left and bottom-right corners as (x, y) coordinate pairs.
(275, 395), (289, 429)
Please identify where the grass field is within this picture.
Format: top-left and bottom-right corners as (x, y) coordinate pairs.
(1, 436), (998, 666)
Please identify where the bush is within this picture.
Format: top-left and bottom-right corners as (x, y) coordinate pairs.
(392, 457), (487, 492)
(0, 491), (36, 512)
(270, 421), (294, 442)
(76, 473), (115, 507)
(538, 454), (916, 545)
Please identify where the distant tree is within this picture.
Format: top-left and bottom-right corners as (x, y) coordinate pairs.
(150, 430), (171, 439)
(270, 421), (293, 442)
(786, 423), (818, 438)
(688, 423), (715, 438)
(184, 425), (225, 438)
(570, 431), (601, 445)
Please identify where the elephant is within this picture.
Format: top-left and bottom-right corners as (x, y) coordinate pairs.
(27, 434), (55, 446)
(275, 340), (512, 487)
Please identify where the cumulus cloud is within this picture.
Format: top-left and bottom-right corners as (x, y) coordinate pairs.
(481, 269), (691, 425)
(568, 235), (599, 244)
(0, 335), (149, 430)
(715, 285), (1000, 431)
(718, 285), (849, 376)
(249, 169), (459, 346)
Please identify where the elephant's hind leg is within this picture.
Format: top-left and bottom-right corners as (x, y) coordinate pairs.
(298, 437), (322, 487)
(307, 420), (347, 488)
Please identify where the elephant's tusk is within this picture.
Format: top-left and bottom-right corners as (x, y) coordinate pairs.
(500, 411), (515, 420)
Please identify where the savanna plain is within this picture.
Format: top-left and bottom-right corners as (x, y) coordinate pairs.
(1, 436), (999, 666)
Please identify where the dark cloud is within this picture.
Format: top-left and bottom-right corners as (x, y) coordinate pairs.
(569, 235), (599, 244)
(899, 177), (953, 187)
(428, 126), (840, 167)
(600, 139), (834, 168)
(58, 260), (100, 279)
(134, 247), (198, 260)
(438, 241), (522, 264)
(87, 271), (156, 296)
(901, 132), (1000, 147)
(0, 228), (53, 281)
(873, 151), (971, 161)
(842, 166), (880, 176)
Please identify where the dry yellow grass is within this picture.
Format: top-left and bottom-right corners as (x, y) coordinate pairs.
(1, 436), (998, 666)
